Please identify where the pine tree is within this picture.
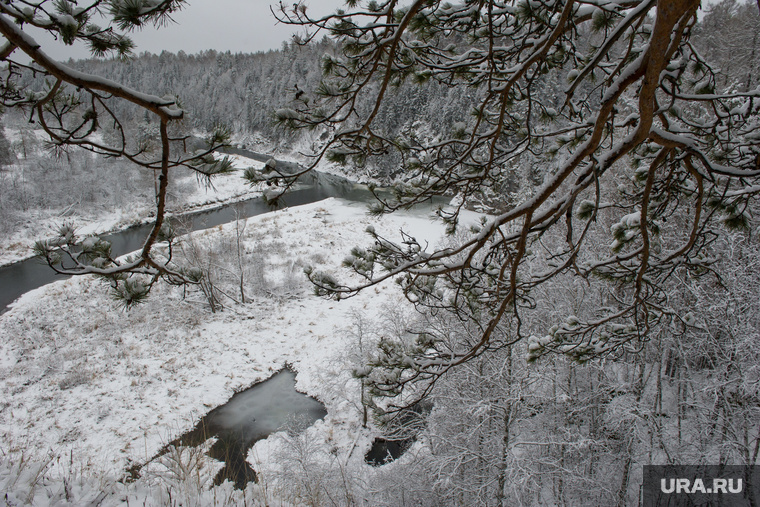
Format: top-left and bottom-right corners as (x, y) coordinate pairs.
(269, 0), (760, 392)
(0, 0), (234, 306)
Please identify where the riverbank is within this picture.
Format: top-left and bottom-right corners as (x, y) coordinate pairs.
(0, 197), (480, 504)
(0, 153), (267, 268)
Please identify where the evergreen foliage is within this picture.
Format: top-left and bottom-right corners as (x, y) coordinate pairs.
(0, 0), (236, 305)
(267, 0), (760, 399)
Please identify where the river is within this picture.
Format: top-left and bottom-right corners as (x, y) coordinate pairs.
(0, 152), (379, 313)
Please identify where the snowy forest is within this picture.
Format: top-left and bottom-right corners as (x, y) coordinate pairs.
(1, 0), (760, 506)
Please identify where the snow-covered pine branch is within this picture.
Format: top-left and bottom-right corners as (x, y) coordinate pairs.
(273, 0), (760, 390)
(0, 0), (235, 306)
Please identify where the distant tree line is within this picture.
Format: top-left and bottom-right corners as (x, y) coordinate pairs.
(48, 38), (476, 180)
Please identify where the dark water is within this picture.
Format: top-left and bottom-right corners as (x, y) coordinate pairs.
(365, 437), (414, 466)
(142, 368), (327, 489)
(0, 153), (377, 313)
(364, 402), (431, 466)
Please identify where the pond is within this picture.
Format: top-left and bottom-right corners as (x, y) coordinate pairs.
(138, 368), (326, 489)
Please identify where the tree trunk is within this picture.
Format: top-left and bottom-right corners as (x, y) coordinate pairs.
(616, 438), (634, 507)
(496, 346), (513, 506)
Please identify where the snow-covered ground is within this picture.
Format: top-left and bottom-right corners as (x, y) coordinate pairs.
(0, 196), (480, 505)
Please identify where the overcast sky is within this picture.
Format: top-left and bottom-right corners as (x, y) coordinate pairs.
(36, 0), (720, 61)
(38, 0), (346, 60)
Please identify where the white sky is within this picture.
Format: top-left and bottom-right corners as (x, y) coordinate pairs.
(33, 0), (723, 61)
(37, 0), (346, 60)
